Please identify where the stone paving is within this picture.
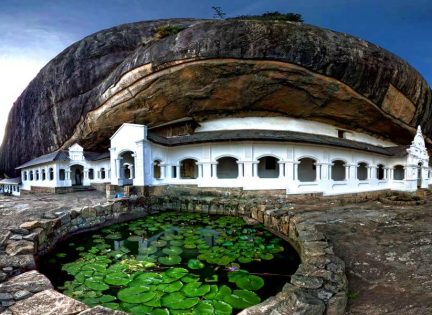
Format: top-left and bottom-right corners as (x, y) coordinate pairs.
(0, 191), (431, 314)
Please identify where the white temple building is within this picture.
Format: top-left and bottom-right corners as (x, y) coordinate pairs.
(15, 117), (431, 196)
(17, 144), (110, 193)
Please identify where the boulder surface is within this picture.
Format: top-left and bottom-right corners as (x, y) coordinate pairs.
(1, 18), (431, 176)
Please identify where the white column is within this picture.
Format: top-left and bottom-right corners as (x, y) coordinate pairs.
(176, 165), (181, 179)
(284, 162), (294, 180)
(211, 163), (217, 178)
(315, 163), (321, 181)
(345, 165), (350, 180)
(294, 162), (299, 181)
(198, 164), (203, 178)
(116, 159), (122, 179)
(278, 162), (284, 179)
(253, 162), (258, 178)
(129, 165), (134, 179)
(160, 165), (166, 179)
(237, 162), (243, 178)
(243, 162), (253, 179)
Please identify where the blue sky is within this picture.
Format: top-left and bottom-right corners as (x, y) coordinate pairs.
(0, 0), (431, 143)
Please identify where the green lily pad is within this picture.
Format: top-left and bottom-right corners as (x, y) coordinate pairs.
(165, 267), (188, 280)
(170, 240), (183, 247)
(149, 309), (170, 315)
(187, 259), (205, 270)
(134, 272), (163, 285)
(84, 277), (109, 291)
(139, 246), (158, 255)
(204, 285), (218, 299)
(161, 292), (199, 310)
(159, 280), (183, 293)
(101, 302), (120, 310)
(99, 295), (117, 303)
(214, 285), (232, 300)
(260, 253), (274, 260)
(154, 240), (167, 247)
(104, 272), (131, 286)
(224, 289), (261, 309)
(214, 300), (233, 314)
(129, 304), (153, 315)
(238, 257), (253, 264)
(118, 287), (157, 304)
(235, 274), (264, 291)
(181, 274), (200, 283)
(162, 247), (183, 256)
(158, 255), (182, 266)
(182, 282), (211, 297)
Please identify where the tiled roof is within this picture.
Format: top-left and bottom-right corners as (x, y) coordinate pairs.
(148, 129), (406, 157)
(15, 151), (69, 169)
(0, 177), (22, 185)
(16, 150), (109, 169)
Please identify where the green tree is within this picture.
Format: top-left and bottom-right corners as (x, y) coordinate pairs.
(212, 6), (226, 19)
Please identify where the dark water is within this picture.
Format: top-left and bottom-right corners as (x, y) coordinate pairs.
(38, 212), (300, 314)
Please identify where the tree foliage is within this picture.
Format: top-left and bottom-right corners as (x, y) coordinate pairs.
(229, 11), (304, 23)
(212, 6), (226, 19)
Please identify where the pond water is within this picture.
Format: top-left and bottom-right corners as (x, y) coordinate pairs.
(39, 212), (300, 315)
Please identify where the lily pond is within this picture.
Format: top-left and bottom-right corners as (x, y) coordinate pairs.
(39, 212), (300, 315)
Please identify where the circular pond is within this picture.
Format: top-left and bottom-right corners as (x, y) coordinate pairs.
(39, 212), (300, 315)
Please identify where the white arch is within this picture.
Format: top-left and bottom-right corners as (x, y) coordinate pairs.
(255, 154), (282, 162)
(214, 154), (240, 161)
(297, 155), (319, 163)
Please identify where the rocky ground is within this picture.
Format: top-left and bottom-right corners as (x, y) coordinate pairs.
(0, 192), (431, 315)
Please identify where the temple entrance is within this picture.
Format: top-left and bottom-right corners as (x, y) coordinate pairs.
(118, 151), (135, 186)
(70, 165), (84, 186)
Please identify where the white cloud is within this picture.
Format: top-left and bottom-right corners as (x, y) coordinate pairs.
(0, 55), (47, 144)
(0, 15), (74, 145)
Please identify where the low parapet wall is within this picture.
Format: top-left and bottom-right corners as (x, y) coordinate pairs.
(0, 194), (347, 315)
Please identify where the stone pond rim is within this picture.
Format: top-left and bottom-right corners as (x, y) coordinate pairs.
(1, 18), (431, 177)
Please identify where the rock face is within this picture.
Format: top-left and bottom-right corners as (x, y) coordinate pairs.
(7, 289), (87, 314)
(1, 18), (431, 176)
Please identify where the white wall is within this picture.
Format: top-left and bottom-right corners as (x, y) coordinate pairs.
(20, 159), (111, 191)
(146, 140), (421, 195)
(195, 117), (396, 147)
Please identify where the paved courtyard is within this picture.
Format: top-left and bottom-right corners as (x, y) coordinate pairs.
(0, 191), (431, 315)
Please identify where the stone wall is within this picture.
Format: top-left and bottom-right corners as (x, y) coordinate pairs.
(0, 193), (347, 315)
